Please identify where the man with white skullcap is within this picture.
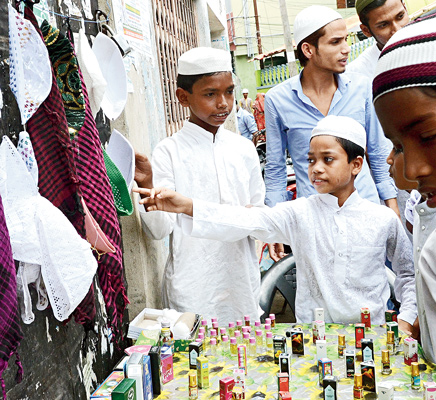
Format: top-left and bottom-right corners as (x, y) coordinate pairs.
(264, 5), (398, 262)
(137, 115), (417, 327)
(240, 88), (253, 113)
(373, 14), (436, 364)
(135, 46), (265, 325)
(347, 0), (409, 79)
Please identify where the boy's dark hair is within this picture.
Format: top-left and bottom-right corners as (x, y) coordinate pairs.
(358, 0), (388, 26)
(296, 26), (326, 67)
(177, 72), (225, 93)
(335, 137), (365, 163)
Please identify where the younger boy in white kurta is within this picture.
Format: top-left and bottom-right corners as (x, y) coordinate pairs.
(137, 47), (265, 325)
(136, 116), (417, 329)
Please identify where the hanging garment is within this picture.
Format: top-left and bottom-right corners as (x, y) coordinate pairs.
(16, 131), (48, 324)
(22, 7), (83, 234)
(0, 136), (98, 322)
(39, 20), (128, 334)
(23, 6), (94, 325)
(8, 4), (52, 125)
(74, 29), (107, 118)
(0, 193), (23, 398)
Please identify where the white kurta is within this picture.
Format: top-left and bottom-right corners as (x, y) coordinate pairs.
(184, 191), (417, 325)
(413, 202), (436, 365)
(140, 121), (265, 325)
(347, 44), (381, 80)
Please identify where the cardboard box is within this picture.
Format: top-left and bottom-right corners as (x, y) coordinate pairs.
(404, 337), (418, 365)
(91, 371), (124, 398)
(196, 355), (209, 389)
(219, 377), (235, 400)
(278, 392), (292, 400)
(378, 383), (394, 400)
(323, 375), (337, 400)
(361, 338), (374, 362)
(134, 329), (160, 347)
(161, 345), (174, 384)
(142, 356), (153, 400)
(273, 335), (288, 363)
(111, 378), (136, 400)
(361, 361), (376, 393)
(318, 358), (332, 385)
(113, 356), (129, 372)
(148, 346), (161, 396)
(290, 329), (304, 356)
(127, 308), (201, 352)
(277, 372), (289, 392)
(354, 324), (365, 349)
(124, 353), (144, 400)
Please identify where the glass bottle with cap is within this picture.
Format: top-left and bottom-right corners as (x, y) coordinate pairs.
(161, 319), (174, 353)
(230, 337), (238, 356)
(209, 337), (217, 356)
(228, 322), (235, 337)
(353, 373), (363, 399)
(411, 362), (421, 390)
(381, 349), (392, 375)
(189, 371), (198, 399)
(338, 334), (346, 358)
(387, 330), (395, 355)
(269, 313), (276, 328)
(249, 337), (256, 357)
(221, 335), (229, 354)
(266, 331), (273, 353)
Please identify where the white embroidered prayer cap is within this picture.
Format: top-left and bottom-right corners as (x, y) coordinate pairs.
(75, 29), (107, 118)
(92, 32), (127, 120)
(0, 136), (98, 322)
(242, 88), (249, 94)
(293, 5), (343, 47)
(8, 4), (52, 125)
(311, 115), (367, 150)
(177, 47), (232, 75)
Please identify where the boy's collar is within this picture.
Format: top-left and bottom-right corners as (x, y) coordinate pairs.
(183, 119), (224, 139)
(318, 189), (361, 209)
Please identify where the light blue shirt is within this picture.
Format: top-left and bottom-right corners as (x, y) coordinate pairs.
(264, 71), (397, 207)
(237, 108), (258, 140)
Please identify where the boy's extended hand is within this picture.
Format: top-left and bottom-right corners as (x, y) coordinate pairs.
(135, 152), (153, 189)
(133, 187), (194, 216)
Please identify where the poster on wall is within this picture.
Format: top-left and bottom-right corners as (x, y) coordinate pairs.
(112, 0), (153, 59)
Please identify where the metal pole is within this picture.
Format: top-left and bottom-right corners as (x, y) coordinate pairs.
(278, 0), (299, 76)
(253, 0), (264, 69)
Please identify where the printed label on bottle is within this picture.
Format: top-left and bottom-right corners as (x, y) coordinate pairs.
(353, 388), (363, 399)
(325, 385), (335, 400)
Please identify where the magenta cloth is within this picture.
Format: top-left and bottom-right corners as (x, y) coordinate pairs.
(0, 194), (23, 398)
(38, 19), (128, 335)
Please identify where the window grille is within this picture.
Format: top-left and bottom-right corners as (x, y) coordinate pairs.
(153, 0), (199, 136)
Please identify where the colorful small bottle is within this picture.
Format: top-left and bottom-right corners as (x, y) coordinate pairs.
(198, 327), (205, 336)
(264, 323), (271, 332)
(198, 333), (206, 352)
(387, 330), (395, 356)
(243, 332), (250, 348)
(236, 320), (243, 332)
(211, 317), (218, 324)
(255, 329), (264, 354)
(254, 320), (261, 328)
(242, 326), (250, 335)
(189, 371), (198, 400)
(234, 330), (242, 345)
(222, 335), (229, 353)
(265, 317), (271, 326)
(381, 349), (392, 375)
(249, 337), (256, 357)
(244, 315), (251, 327)
(201, 319), (208, 337)
(338, 334), (346, 358)
(269, 314), (276, 328)
(209, 338), (217, 357)
(212, 321), (219, 340)
(230, 337), (238, 356)
(161, 319), (174, 353)
(411, 362), (421, 390)
(266, 331), (273, 353)
(353, 373), (363, 399)
(220, 327), (227, 342)
(228, 322), (235, 337)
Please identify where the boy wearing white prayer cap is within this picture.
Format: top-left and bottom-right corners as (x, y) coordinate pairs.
(134, 47), (265, 325)
(264, 5), (398, 263)
(136, 115), (417, 329)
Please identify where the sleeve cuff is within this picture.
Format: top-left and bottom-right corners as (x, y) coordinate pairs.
(398, 309), (418, 326)
(376, 180), (398, 201)
(265, 191), (289, 207)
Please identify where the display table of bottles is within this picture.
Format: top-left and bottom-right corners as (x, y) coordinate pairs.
(156, 323), (434, 400)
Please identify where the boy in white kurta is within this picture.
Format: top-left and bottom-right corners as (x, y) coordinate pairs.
(136, 47), (265, 325)
(136, 116), (417, 331)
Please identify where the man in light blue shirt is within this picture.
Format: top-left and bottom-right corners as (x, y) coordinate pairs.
(264, 5), (398, 260)
(236, 102), (258, 141)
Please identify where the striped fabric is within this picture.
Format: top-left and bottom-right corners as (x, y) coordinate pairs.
(39, 20), (128, 335)
(0, 194), (23, 398)
(373, 16), (436, 103)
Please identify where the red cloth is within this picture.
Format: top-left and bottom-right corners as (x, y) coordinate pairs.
(253, 93), (265, 131)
